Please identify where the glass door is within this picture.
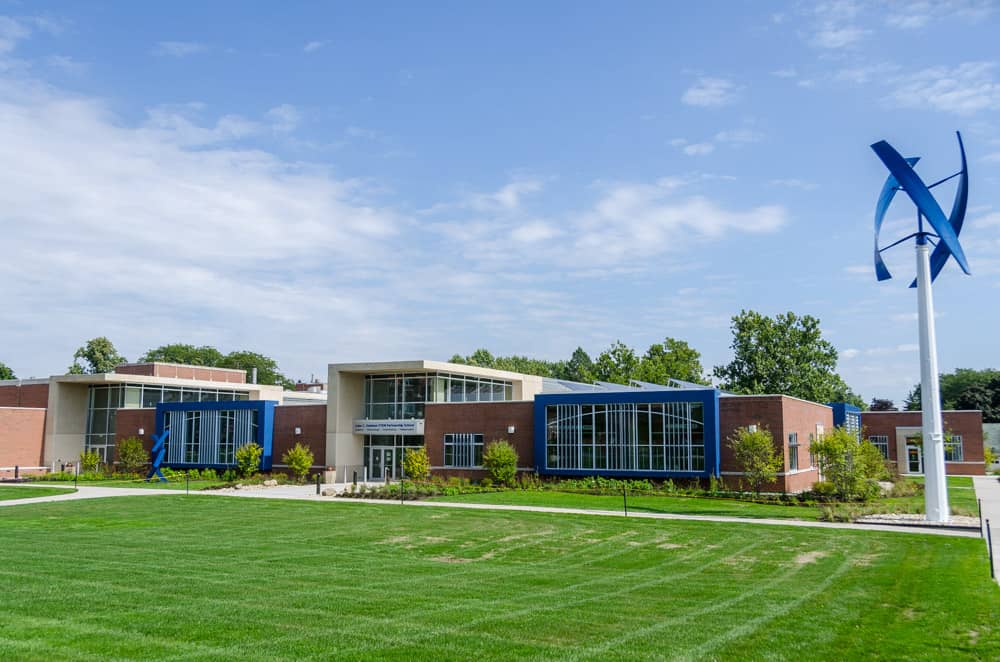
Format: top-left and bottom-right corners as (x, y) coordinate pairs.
(369, 447), (395, 481)
(905, 440), (923, 474)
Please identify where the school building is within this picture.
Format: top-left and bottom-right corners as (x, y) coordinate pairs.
(0, 359), (987, 489)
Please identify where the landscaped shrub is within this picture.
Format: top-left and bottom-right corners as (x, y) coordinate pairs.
(282, 443), (314, 483)
(79, 450), (101, 474)
(728, 426), (782, 497)
(811, 427), (889, 501)
(482, 439), (518, 486)
(235, 443), (263, 478)
(403, 447), (430, 481)
(479, 477), (493, 488)
(889, 478), (922, 498)
(116, 436), (148, 474)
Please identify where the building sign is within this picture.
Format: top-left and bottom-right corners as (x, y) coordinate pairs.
(353, 419), (425, 435)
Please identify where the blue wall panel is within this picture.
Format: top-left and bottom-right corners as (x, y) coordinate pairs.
(154, 400), (275, 471)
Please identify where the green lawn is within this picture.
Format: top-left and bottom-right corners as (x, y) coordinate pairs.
(0, 485), (75, 501)
(1, 497), (997, 660)
(431, 490), (826, 520)
(30, 478), (227, 491)
(429, 479), (980, 520)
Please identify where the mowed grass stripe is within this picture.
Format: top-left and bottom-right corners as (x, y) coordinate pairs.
(1, 496), (998, 660)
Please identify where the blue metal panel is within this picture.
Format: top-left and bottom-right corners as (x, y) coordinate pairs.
(154, 400), (275, 471)
(532, 388), (720, 479)
(827, 402), (861, 428)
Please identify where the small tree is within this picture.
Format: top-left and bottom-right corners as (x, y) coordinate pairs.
(235, 442), (263, 478)
(728, 426), (782, 497)
(403, 447), (430, 481)
(482, 439), (518, 486)
(282, 443), (314, 483)
(0, 360), (15, 380)
(811, 427), (888, 500)
(79, 450), (101, 474)
(116, 436), (149, 474)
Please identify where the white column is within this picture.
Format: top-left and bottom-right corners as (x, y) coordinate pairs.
(916, 242), (949, 522)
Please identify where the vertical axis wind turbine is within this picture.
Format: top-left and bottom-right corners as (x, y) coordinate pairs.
(870, 131), (970, 523)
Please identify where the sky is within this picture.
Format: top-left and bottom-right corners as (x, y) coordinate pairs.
(1, 1), (999, 404)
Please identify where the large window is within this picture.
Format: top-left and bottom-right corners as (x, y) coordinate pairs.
(164, 408), (258, 466)
(545, 402), (704, 472)
(363, 372), (513, 420)
(946, 435), (964, 462)
(444, 433), (484, 468)
(868, 435), (890, 459)
(85, 384), (250, 462)
(788, 432), (799, 471)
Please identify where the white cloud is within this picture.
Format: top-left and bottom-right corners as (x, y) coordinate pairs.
(141, 104), (260, 145)
(885, 0), (996, 30)
(982, 152), (1000, 163)
(812, 26), (869, 49)
(771, 68), (797, 78)
(266, 104), (300, 132)
(714, 128), (763, 144)
(681, 78), (738, 108)
(769, 178), (817, 190)
(0, 16), (30, 54)
(887, 61), (1000, 115)
(153, 41), (207, 57)
(683, 142), (715, 156)
(841, 348), (860, 359)
(510, 222), (559, 243)
(896, 343), (919, 352)
(303, 40), (328, 53)
(835, 63), (900, 84)
(45, 55), (87, 75)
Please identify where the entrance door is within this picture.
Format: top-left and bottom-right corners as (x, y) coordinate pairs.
(369, 447), (395, 481)
(905, 441), (923, 474)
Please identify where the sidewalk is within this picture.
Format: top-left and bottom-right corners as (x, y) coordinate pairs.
(972, 475), (1000, 583)
(1, 481), (984, 539)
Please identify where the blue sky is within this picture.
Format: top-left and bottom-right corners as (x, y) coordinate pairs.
(1, 1), (998, 404)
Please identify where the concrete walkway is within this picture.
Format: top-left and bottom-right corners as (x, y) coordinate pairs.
(972, 475), (1000, 583)
(0, 482), (983, 539)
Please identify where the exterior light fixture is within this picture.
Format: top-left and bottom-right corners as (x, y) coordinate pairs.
(507, 425), (516, 434)
(294, 427), (302, 436)
(138, 428), (144, 435)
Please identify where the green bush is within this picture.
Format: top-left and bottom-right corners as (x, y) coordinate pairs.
(403, 447), (430, 481)
(479, 477), (493, 488)
(79, 450), (101, 474)
(116, 436), (148, 474)
(482, 439), (519, 486)
(812, 427), (889, 501)
(728, 426), (782, 496)
(235, 443), (263, 478)
(282, 443), (314, 483)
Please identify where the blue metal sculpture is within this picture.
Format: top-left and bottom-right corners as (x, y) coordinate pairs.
(145, 430), (169, 482)
(870, 131), (971, 523)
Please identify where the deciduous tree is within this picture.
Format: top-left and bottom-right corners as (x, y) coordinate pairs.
(635, 337), (706, 385)
(713, 310), (862, 406)
(69, 337), (127, 374)
(0, 360), (14, 380)
(593, 341), (639, 385)
(728, 426), (782, 496)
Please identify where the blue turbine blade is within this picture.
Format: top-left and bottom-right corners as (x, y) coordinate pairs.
(871, 140), (970, 277)
(873, 156), (920, 281)
(908, 131), (970, 287)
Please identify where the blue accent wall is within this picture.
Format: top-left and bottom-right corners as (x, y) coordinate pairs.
(154, 400), (275, 471)
(827, 402), (862, 428)
(532, 389), (720, 479)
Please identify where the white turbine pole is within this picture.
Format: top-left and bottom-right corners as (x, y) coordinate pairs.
(916, 239), (949, 522)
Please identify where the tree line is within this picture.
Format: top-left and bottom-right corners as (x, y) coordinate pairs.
(453, 310), (865, 408)
(62, 337), (295, 389)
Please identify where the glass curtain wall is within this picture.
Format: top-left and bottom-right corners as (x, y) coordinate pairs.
(363, 372), (513, 420)
(546, 402), (705, 472)
(84, 384), (250, 462)
(163, 408), (258, 466)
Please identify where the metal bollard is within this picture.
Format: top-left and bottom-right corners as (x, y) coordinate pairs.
(353, 470), (357, 486)
(623, 483), (628, 517)
(979, 498), (984, 539)
(316, 473), (321, 495)
(14, 465), (18, 479)
(988, 519), (995, 579)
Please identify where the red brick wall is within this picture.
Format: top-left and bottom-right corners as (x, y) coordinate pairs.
(0, 383), (50, 408)
(861, 410), (985, 475)
(273, 405), (327, 467)
(114, 364), (246, 383)
(719, 395), (831, 493)
(0, 408), (47, 469)
(114, 409), (157, 456)
(424, 402), (534, 479)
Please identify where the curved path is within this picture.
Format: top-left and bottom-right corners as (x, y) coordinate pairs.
(0, 482), (981, 538)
